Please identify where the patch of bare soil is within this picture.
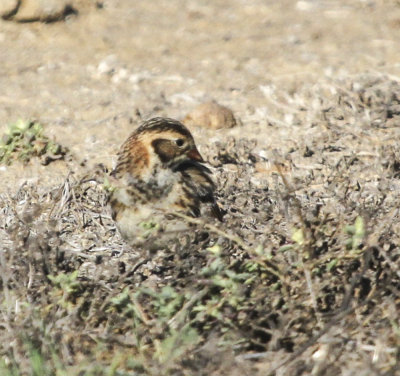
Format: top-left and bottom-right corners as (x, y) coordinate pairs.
(1, 1), (400, 375)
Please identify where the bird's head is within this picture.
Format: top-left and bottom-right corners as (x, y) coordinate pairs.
(138, 117), (204, 168)
(112, 117), (205, 181)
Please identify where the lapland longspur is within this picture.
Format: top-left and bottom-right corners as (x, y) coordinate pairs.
(109, 117), (222, 249)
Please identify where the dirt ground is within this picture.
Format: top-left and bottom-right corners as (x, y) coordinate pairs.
(1, 0), (400, 375)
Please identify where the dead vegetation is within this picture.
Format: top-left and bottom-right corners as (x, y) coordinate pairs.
(1, 72), (400, 375)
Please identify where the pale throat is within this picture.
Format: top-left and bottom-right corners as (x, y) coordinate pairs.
(133, 151), (178, 189)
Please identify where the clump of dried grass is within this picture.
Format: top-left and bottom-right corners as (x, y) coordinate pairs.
(1, 72), (400, 375)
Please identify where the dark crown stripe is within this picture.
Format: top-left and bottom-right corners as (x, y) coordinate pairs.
(136, 117), (192, 138)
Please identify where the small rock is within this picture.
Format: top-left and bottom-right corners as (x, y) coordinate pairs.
(111, 68), (129, 84)
(0, 0), (19, 18)
(97, 55), (118, 75)
(11, 0), (75, 22)
(183, 101), (237, 130)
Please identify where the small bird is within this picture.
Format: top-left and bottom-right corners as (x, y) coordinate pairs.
(109, 117), (222, 250)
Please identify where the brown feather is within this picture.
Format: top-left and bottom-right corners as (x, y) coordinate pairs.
(109, 117), (223, 245)
(112, 135), (150, 178)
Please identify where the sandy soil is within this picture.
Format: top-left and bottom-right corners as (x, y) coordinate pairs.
(1, 0), (400, 187)
(2, 1), (400, 375)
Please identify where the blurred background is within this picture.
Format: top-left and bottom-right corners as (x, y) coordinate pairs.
(1, 0), (400, 183)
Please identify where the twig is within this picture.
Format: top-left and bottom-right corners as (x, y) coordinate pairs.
(303, 263), (323, 326)
(170, 211), (249, 251)
(168, 288), (209, 329)
(171, 211), (287, 285)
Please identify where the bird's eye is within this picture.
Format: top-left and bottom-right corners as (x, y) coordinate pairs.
(175, 139), (185, 147)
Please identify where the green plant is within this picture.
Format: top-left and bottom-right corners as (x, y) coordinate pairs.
(0, 119), (67, 165)
(48, 271), (81, 310)
(345, 216), (365, 252)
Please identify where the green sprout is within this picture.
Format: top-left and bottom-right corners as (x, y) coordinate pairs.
(345, 216), (365, 252)
(0, 119), (67, 165)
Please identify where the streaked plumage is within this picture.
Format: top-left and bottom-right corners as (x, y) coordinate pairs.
(109, 117), (222, 249)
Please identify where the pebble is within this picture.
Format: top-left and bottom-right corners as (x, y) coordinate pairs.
(97, 55), (118, 75)
(0, 0), (18, 18)
(13, 0), (73, 22)
(183, 101), (237, 129)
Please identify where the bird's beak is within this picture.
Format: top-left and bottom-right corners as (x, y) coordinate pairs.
(187, 147), (204, 162)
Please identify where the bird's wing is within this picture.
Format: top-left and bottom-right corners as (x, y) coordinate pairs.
(175, 161), (223, 221)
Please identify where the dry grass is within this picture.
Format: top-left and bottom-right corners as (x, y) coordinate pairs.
(1, 72), (400, 375)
